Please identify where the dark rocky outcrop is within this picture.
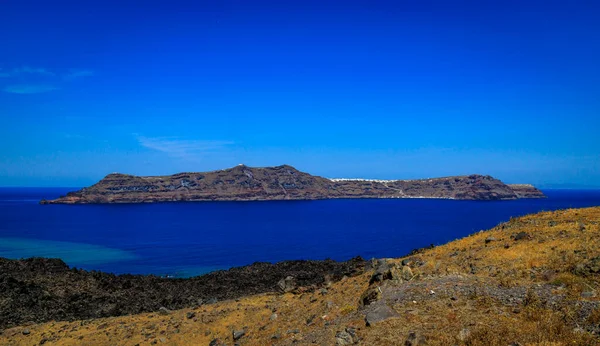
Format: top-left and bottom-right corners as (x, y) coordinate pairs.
(0, 256), (365, 330)
(40, 165), (545, 204)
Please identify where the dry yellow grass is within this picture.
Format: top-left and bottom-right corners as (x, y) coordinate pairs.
(2, 207), (600, 345)
(410, 207), (600, 283)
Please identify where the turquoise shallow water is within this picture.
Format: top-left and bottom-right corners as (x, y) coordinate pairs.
(1, 187), (599, 277)
(0, 237), (137, 265)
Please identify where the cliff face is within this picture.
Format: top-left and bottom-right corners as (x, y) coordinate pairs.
(41, 165), (545, 204)
(508, 184), (547, 199)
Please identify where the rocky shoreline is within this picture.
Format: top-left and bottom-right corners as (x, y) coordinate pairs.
(41, 164), (545, 204)
(0, 256), (365, 330)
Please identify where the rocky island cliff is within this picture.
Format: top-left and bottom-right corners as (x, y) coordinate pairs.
(41, 164), (545, 204)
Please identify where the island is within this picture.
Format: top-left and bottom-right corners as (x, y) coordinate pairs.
(40, 164), (545, 204)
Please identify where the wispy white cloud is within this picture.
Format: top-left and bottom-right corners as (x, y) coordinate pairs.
(15, 66), (55, 76)
(136, 135), (234, 159)
(1, 66), (94, 94)
(63, 69), (95, 80)
(0, 66), (55, 77)
(3, 84), (60, 94)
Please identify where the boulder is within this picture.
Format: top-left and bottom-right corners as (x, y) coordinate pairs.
(359, 286), (381, 307)
(401, 266), (413, 281)
(208, 339), (225, 346)
(402, 256), (425, 267)
(277, 276), (296, 293)
(405, 331), (427, 345)
(369, 260), (392, 284)
(513, 232), (531, 241)
(335, 330), (354, 345)
(232, 330), (245, 340)
(365, 258), (379, 271)
(365, 303), (399, 326)
(345, 327), (357, 340)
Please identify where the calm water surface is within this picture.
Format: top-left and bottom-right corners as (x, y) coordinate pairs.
(1, 188), (599, 277)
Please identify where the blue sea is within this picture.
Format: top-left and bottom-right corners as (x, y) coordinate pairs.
(1, 188), (599, 278)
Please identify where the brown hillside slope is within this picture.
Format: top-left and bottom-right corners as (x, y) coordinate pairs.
(2, 207), (600, 345)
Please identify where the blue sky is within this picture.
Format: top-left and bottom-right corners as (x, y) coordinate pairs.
(1, 0), (599, 187)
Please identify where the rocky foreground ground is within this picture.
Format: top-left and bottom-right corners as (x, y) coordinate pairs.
(2, 207), (600, 345)
(0, 257), (364, 330)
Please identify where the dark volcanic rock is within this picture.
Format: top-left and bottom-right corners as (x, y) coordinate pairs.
(369, 259), (393, 284)
(40, 165), (545, 204)
(232, 330), (245, 340)
(209, 338), (225, 346)
(485, 236), (497, 244)
(0, 256), (365, 329)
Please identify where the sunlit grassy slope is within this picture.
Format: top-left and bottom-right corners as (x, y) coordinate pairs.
(2, 207), (600, 345)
